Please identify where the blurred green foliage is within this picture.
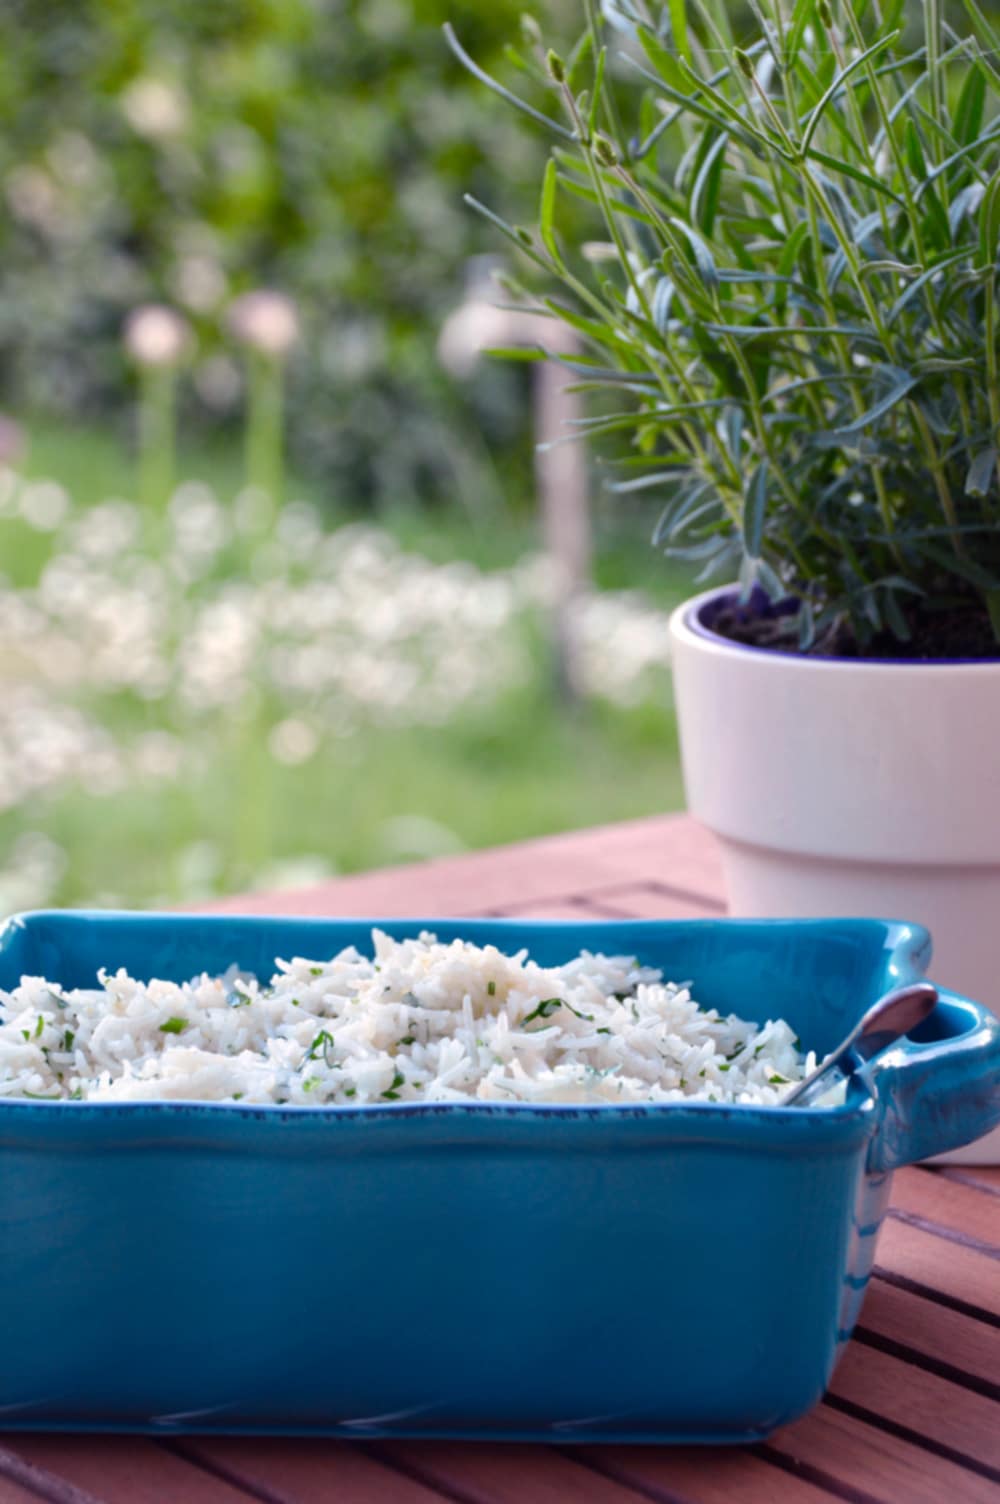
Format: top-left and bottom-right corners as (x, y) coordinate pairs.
(0, 0), (574, 510)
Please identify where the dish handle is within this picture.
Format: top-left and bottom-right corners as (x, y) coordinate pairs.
(866, 989), (1000, 1170)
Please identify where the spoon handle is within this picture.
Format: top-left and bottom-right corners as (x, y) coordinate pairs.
(783, 982), (939, 1107)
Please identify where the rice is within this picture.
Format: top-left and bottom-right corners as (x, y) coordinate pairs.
(0, 929), (820, 1106)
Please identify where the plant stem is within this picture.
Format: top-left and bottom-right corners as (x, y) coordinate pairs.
(245, 352), (285, 514)
(137, 365), (176, 519)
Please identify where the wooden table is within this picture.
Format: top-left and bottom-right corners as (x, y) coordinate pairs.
(2, 814), (997, 1504)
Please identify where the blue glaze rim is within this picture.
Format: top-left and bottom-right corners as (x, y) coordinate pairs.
(686, 585), (1000, 667)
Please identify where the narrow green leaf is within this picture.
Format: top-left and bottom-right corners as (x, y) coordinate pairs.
(703, 322), (872, 338)
(886, 245), (975, 325)
(539, 158), (559, 261)
(949, 182), (986, 239)
(797, 596), (816, 650)
(953, 64), (986, 149)
(668, 0), (690, 64)
(881, 0), (908, 32)
(636, 25), (693, 96)
(669, 218), (718, 288)
(804, 148), (905, 205)
(463, 196), (550, 273)
(690, 131), (728, 237)
(915, 124), (1000, 205)
(904, 119), (949, 246)
(743, 460), (769, 557)
(481, 346), (546, 362)
(800, 32), (899, 154)
(786, 0), (816, 68)
(775, 221), (810, 314)
(588, 48), (607, 137)
(966, 447), (997, 497)
(443, 25), (575, 141)
(882, 589), (912, 642)
(565, 28), (595, 90)
(978, 165), (1000, 268)
(827, 367), (919, 436)
(621, 54), (762, 155)
(987, 592), (1000, 646)
(919, 541), (1000, 590)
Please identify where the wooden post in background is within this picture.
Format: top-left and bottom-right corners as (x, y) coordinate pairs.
(439, 265), (591, 701)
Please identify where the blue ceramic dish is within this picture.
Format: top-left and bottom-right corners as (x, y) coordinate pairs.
(0, 910), (997, 1444)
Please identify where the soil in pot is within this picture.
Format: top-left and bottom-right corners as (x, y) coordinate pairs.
(711, 590), (1000, 661)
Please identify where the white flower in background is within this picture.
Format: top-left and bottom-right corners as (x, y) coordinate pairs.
(67, 500), (141, 561)
(0, 475), (676, 845)
(171, 254), (226, 313)
(255, 854), (335, 891)
(169, 483), (227, 566)
(132, 731), (185, 782)
(0, 832), (67, 914)
(121, 76), (188, 140)
(19, 481), (69, 532)
(570, 592), (673, 708)
(5, 165), (61, 234)
(377, 814), (465, 862)
(268, 718), (318, 766)
(0, 689), (123, 812)
(227, 290), (300, 358)
(46, 132), (103, 190)
(124, 304), (191, 367)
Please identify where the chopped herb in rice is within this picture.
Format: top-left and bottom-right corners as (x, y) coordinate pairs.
(0, 931), (822, 1107)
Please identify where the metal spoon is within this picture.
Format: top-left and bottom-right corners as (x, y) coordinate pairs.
(782, 981), (939, 1106)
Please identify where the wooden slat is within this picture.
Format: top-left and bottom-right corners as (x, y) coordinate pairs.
(827, 1342), (1000, 1472)
(177, 1438), (448, 1503)
(891, 1169), (1000, 1252)
(492, 887), (719, 921)
(0, 1447), (68, 1504)
(769, 1401), (998, 1504)
(7, 1438), (255, 1504)
(939, 1167), (1000, 1198)
(582, 1445), (838, 1504)
(570, 882), (724, 919)
(0, 1486), (45, 1504)
(0, 1485), (44, 1504)
(202, 815), (726, 919)
(377, 1442), (650, 1504)
(875, 1215), (1000, 1316)
(487, 900), (622, 921)
(860, 1277), (1000, 1391)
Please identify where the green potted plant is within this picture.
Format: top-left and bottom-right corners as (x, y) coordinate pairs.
(451, 0), (1000, 1159)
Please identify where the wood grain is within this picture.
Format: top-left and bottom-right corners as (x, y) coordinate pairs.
(875, 1216), (1000, 1317)
(377, 1442), (654, 1504)
(769, 1402), (997, 1504)
(581, 1444), (838, 1504)
(826, 1342), (1000, 1472)
(176, 1438), (447, 1503)
(7, 1437), (255, 1504)
(859, 1277), (1000, 1391)
(201, 815), (726, 919)
(891, 1169), (1000, 1252)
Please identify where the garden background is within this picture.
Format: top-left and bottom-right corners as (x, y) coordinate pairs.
(0, 0), (693, 914)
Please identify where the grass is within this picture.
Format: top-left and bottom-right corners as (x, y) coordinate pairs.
(2, 416), (689, 910)
(11, 691), (682, 908)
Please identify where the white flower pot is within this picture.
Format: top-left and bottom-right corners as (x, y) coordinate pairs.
(669, 585), (1000, 1164)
